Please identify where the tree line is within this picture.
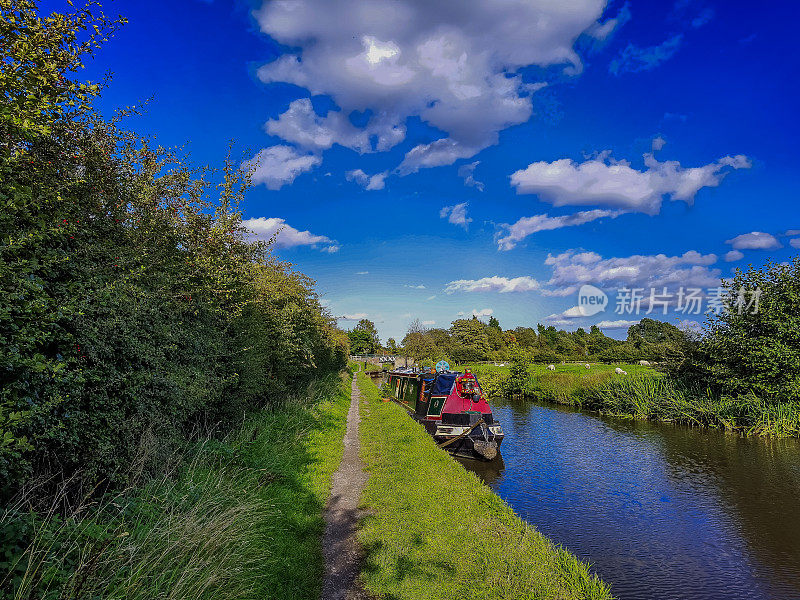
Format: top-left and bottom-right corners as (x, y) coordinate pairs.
(348, 315), (686, 365)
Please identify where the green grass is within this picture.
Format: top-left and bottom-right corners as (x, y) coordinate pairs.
(355, 371), (613, 600)
(2, 373), (352, 600)
(461, 363), (800, 437)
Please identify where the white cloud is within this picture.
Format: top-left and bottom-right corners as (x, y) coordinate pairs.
(421, 320), (436, 326)
(510, 152), (751, 215)
(440, 202), (473, 230)
(405, 284), (426, 289)
(356, 271), (369, 275)
(596, 319), (640, 329)
(544, 250), (721, 293)
(724, 250), (744, 262)
(255, 0), (613, 172)
(445, 276), (540, 294)
(652, 136), (666, 151)
(784, 229), (800, 236)
(458, 161), (485, 191)
(265, 98), (405, 154)
(426, 295), (437, 301)
(346, 168), (388, 190)
(244, 145), (321, 190)
(609, 34), (683, 75)
(243, 217), (338, 252)
(726, 231), (782, 250)
(497, 209), (621, 250)
(340, 313), (368, 321)
(791, 239), (800, 249)
(458, 308), (494, 318)
(543, 306), (585, 324)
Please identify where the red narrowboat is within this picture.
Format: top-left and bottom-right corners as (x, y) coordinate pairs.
(385, 366), (504, 460)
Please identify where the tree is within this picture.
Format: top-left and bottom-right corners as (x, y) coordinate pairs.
(488, 316), (501, 329)
(687, 258), (800, 402)
(449, 319), (491, 362)
(348, 318), (380, 354)
(387, 338), (397, 352)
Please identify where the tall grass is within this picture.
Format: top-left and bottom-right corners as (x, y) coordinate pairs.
(355, 372), (613, 600)
(1, 374), (352, 600)
(467, 364), (800, 438)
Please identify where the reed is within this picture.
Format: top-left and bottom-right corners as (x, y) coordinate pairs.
(467, 364), (800, 438)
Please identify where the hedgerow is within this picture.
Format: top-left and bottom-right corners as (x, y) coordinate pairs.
(0, 0), (347, 500)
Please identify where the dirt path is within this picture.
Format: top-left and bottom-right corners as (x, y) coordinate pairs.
(320, 374), (370, 600)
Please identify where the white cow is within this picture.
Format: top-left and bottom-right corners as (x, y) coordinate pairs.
(639, 360), (651, 366)
(546, 364), (556, 371)
(614, 367), (628, 375)
(584, 363), (591, 369)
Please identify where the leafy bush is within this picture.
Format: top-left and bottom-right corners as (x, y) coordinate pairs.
(0, 1), (345, 500)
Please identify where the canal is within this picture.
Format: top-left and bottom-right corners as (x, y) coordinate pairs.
(460, 400), (800, 600)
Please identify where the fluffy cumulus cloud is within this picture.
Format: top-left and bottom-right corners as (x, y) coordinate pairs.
(544, 249), (721, 294)
(346, 168), (387, 190)
(510, 151), (751, 215)
(496, 209), (621, 250)
(445, 275), (540, 294)
(255, 0), (620, 173)
(243, 217), (339, 252)
(724, 250), (744, 262)
(791, 239), (800, 249)
(244, 145), (321, 190)
(725, 231), (782, 250)
(440, 202), (473, 230)
(266, 98), (405, 155)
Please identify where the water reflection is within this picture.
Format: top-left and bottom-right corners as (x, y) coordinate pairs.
(460, 399), (800, 600)
(456, 452), (505, 486)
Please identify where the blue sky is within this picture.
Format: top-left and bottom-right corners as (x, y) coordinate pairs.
(74, 0), (799, 342)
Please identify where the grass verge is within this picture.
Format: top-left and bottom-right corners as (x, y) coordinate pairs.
(355, 371), (613, 600)
(2, 372), (352, 600)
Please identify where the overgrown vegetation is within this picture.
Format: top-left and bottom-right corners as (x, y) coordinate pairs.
(1, 0), (346, 499)
(1, 2), (350, 598)
(355, 372), (613, 600)
(1, 373), (351, 600)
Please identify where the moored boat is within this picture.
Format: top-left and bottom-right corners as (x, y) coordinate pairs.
(385, 364), (504, 460)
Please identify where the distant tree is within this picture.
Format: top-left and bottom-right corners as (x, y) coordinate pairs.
(387, 337), (398, 352)
(348, 318), (381, 354)
(449, 318), (491, 362)
(488, 316), (501, 329)
(513, 327), (538, 349)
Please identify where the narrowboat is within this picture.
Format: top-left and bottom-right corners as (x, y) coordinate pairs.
(385, 364), (504, 460)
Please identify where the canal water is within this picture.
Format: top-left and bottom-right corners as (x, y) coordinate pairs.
(460, 400), (800, 600)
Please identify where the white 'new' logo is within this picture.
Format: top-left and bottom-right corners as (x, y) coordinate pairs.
(578, 284), (608, 316)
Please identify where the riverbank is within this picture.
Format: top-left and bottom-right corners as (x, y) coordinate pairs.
(354, 371), (612, 600)
(2, 373), (351, 600)
(467, 364), (800, 437)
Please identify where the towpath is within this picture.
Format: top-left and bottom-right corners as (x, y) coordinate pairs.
(320, 374), (371, 600)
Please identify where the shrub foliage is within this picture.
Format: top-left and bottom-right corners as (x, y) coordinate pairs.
(0, 0), (347, 499)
